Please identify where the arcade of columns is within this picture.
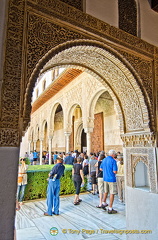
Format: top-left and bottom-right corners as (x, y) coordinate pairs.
(26, 70), (123, 164)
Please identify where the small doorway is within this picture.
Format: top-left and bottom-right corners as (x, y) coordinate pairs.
(81, 129), (87, 153)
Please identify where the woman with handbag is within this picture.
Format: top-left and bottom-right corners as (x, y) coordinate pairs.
(17, 158), (28, 205)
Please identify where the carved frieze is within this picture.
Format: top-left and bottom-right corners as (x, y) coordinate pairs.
(154, 49), (158, 114)
(59, 0), (83, 11)
(24, 12), (86, 120)
(0, 129), (19, 147)
(27, 13), (86, 80)
(1, 0), (25, 130)
(121, 133), (156, 148)
(28, 0), (154, 55)
(116, 50), (154, 127)
(1, 0), (157, 147)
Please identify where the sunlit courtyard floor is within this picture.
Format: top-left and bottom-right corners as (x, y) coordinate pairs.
(16, 192), (126, 240)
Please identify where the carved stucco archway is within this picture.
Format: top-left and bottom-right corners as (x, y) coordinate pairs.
(24, 40), (150, 136)
(65, 103), (82, 132)
(49, 102), (63, 137)
(34, 124), (40, 140)
(41, 120), (47, 139)
(88, 88), (119, 127)
(75, 123), (84, 150)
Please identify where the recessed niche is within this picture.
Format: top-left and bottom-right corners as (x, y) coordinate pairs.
(134, 161), (149, 191)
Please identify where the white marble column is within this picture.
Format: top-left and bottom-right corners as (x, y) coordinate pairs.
(39, 139), (43, 165)
(48, 137), (52, 165)
(84, 128), (93, 156)
(33, 141), (36, 151)
(28, 141), (31, 154)
(86, 132), (91, 156)
(65, 132), (71, 153)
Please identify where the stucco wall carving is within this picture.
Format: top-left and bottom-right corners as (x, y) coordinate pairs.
(42, 46), (146, 132)
(0, 129), (19, 147)
(116, 50), (154, 129)
(1, 0), (24, 131)
(118, 0), (137, 36)
(1, 0), (156, 148)
(59, 0), (83, 11)
(126, 148), (157, 193)
(28, 0), (154, 54)
(121, 133), (156, 148)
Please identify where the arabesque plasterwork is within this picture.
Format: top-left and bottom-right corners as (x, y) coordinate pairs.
(41, 46), (147, 133)
(0, 0), (157, 150)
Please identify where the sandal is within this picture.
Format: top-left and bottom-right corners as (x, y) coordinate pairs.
(96, 205), (102, 208)
(78, 199), (82, 202)
(74, 202), (80, 205)
(102, 203), (108, 208)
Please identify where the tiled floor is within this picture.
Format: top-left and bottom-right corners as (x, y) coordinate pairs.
(16, 192), (126, 240)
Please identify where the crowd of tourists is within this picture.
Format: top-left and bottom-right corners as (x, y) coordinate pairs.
(43, 149), (125, 216)
(17, 149), (125, 217)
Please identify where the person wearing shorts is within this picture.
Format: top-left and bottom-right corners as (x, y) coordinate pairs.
(89, 155), (97, 194)
(33, 150), (38, 165)
(95, 154), (108, 209)
(100, 149), (118, 214)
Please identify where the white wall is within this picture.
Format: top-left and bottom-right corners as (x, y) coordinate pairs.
(85, 0), (118, 28)
(138, 0), (158, 46)
(52, 129), (65, 151)
(20, 131), (29, 157)
(126, 187), (158, 240)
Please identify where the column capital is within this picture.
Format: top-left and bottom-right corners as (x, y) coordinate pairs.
(64, 131), (71, 137)
(84, 127), (93, 133)
(48, 135), (53, 140)
(121, 132), (156, 147)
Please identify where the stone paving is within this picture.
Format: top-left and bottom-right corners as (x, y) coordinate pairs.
(16, 192), (126, 240)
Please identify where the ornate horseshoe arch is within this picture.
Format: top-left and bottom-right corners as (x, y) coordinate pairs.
(24, 40), (150, 136)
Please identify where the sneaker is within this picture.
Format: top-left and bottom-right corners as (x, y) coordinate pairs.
(108, 209), (117, 214)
